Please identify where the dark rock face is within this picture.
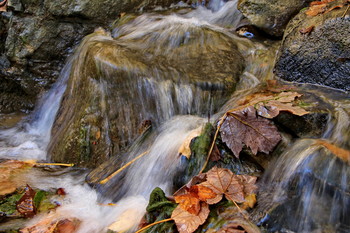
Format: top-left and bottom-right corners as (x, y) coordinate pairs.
(274, 3), (350, 91)
(237, 0), (312, 37)
(0, 0), (180, 114)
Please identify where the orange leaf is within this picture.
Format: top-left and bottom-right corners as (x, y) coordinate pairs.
(171, 202), (210, 233)
(175, 194), (201, 215)
(314, 139), (350, 164)
(191, 185), (216, 201)
(306, 4), (327, 16)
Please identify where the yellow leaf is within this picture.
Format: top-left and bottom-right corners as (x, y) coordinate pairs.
(178, 126), (202, 159)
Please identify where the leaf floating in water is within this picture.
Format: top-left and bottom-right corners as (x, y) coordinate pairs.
(221, 106), (281, 158)
(16, 185), (36, 218)
(171, 202), (210, 233)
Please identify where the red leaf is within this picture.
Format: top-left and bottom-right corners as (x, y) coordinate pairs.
(16, 185), (36, 218)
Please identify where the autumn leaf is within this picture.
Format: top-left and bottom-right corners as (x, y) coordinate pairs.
(300, 25), (315, 35)
(241, 194), (256, 210)
(209, 144), (221, 162)
(221, 106), (281, 158)
(314, 139), (350, 164)
(20, 215), (80, 233)
(16, 185), (37, 218)
(306, 3), (327, 16)
(178, 126), (203, 159)
(174, 185), (216, 215)
(0, 0), (7, 12)
(171, 202), (210, 233)
(200, 167), (246, 204)
(310, 0), (335, 6)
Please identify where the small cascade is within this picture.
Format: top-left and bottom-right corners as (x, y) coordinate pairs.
(0, 61), (71, 160)
(256, 99), (350, 232)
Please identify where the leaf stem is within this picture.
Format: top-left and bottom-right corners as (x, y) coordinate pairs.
(100, 150), (149, 184)
(135, 218), (173, 233)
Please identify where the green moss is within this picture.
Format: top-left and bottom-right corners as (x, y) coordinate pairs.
(0, 193), (22, 216)
(145, 187), (177, 233)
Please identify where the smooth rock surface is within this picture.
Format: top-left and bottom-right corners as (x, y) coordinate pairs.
(238, 0), (312, 37)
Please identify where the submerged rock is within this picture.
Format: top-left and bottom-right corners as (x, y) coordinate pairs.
(237, 0), (312, 37)
(48, 17), (245, 167)
(274, 0), (350, 91)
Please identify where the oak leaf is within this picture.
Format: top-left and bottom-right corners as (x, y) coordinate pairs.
(171, 202), (210, 233)
(221, 106), (281, 158)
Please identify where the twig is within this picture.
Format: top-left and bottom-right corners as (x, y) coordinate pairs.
(135, 218), (173, 233)
(99, 150), (149, 184)
(342, 4), (350, 17)
(34, 163), (75, 167)
(199, 113), (228, 174)
(226, 196), (249, 220)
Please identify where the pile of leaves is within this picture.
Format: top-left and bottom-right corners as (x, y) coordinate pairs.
(141, 166), (259, 233)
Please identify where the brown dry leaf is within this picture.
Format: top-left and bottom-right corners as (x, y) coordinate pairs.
(221, 106), (281, 158)
(174, 173), (207, 196)
(306, 3), (328, 16)
(171, 202), (210, 233)
(315, 139), (350, 164)
(310, 0), (335, 6)
(55, 219), (80, 233)
(0, 0), (7, 12)
(209, 144), (221, 162)
(200, 167), (245, 204)
(254, 92), (308, 119)
(178, 126), (203, 159)
(174, 185), (216, 215)
(16, 185), (37, 218)
(300, 25), (315, 35)
(20, 216), (80, 233)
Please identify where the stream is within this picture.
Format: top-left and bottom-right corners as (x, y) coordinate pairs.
(0, 0), (349, 232)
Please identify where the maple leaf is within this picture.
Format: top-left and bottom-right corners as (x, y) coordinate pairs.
(174, 185), (216, 215)
(221, 106), (281, 158)
(171, 202), (210, 233)
(200, 167), (247, 204)
(16, 185), (37, 218)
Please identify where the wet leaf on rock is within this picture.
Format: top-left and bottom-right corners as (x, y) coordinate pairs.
(16, 185), (36, 218)
(171, 202), (210, 233)
(221, 106), (281, 158)
(178, 126), (203, 159)
(315, 139), (350, 164)
(174, 185), (216, 215)
(200, 167), (245, 204)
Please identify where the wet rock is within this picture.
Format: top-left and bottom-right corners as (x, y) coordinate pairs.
(44, 0), (179, 20)
(237, 0), (312, 37)
(274, 0), (350, 91)
(1, 15), (96, 113)
(48, 19), (245, 167)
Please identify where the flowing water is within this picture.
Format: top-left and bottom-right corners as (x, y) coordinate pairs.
(0, 0), (349, 232)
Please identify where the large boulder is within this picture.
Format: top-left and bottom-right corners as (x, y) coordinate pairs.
(0, 0), (181, 114)
(237, 0), (312, 37)
(274, 0), (350, 91)
(48, 15), (245, 167)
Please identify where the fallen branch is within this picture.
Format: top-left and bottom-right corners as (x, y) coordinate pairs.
(135, 218), (173, 233)
(100, 150), (150, 184)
